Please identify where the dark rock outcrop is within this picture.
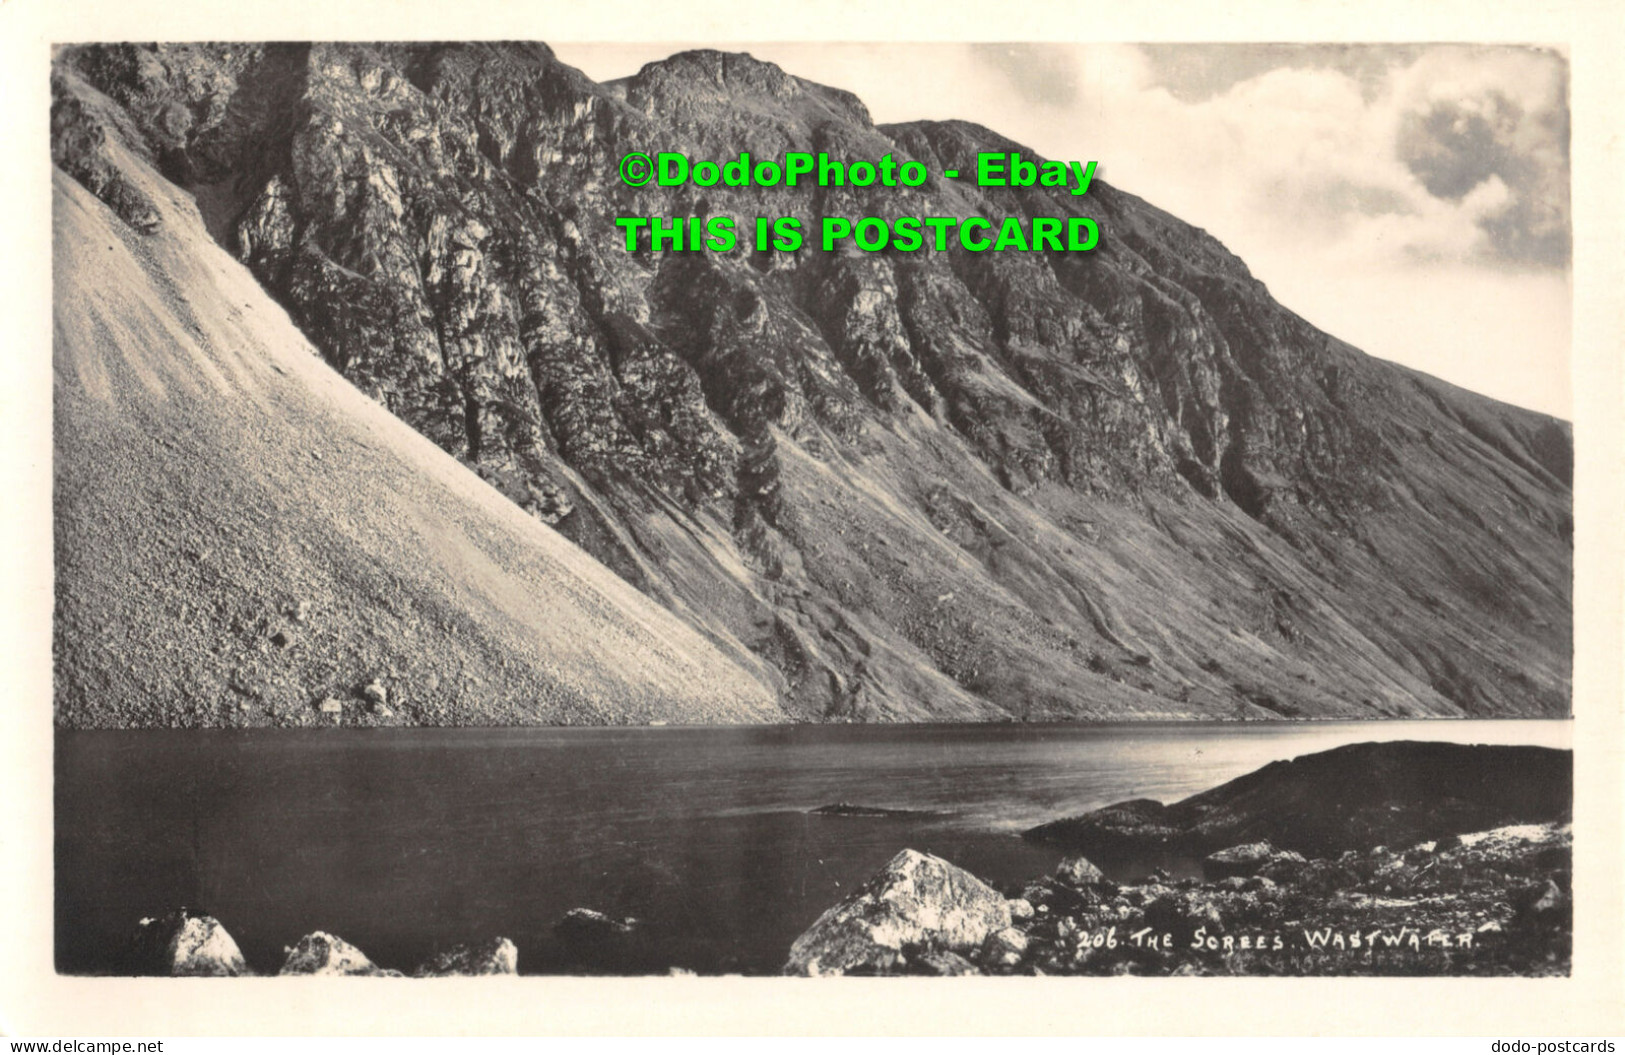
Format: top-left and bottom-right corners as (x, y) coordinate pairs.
(130, 909), (249, 977)
(51, 42), (1571, 724)
(1024, 741), (1573, 856)
(783, 848), (1013, 975)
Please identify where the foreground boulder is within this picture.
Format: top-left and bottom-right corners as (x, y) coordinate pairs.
(131, 909), (248, 976)
(783, 849), (1012, 976)
(279, 931), (398, 976)
(413, 937), (519, 977)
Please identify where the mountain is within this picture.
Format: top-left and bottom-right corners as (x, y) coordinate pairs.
(50, 70), (781, 727)
(51, 43), (1572, 724)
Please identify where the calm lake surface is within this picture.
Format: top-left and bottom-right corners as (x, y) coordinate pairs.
(56, 719), (1571, 975)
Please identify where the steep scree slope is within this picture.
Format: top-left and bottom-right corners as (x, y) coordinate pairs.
(51, 73), (783, 727)
(52, 43), (1572, 721)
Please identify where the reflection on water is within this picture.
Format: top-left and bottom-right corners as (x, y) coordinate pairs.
(55, 719), (1570, 975)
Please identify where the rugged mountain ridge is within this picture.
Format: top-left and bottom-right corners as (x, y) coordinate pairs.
(52, 42), (1573, 722)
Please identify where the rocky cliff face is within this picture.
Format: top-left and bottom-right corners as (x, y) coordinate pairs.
(52, 42), (1572, 721)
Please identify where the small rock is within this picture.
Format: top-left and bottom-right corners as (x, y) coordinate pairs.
(1513, 878), (1567, 922)
(1191, 901), (1225, 931)
(1146, 892), (1224, 934)
(1257, 850), (1310, 883)
(1054, 855), (1105, 887)
(557, 907), (640, 937)
(1203, 841), (1278, 879)
(909, 949), (980, 976)
(361, 679), (388, 707)
(1477, 920), (1503, 934)
(280, 931), (393, 976)
(667, 966), (697, 977)
(1020, 882), (1054, 906)
(1007, 898), (1035, 921)
(980, 926), (1030, 968)
(413, 937), (518, 977)
(554, 907), (649, 972)
(1126, 882), (1174, 907)
(269, 630), (291, 649)
(132, 909), (248, 977)
(317, 698), (344, 716)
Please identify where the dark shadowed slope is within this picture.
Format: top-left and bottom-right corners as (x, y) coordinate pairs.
(53, 45), (1572, 721)
(52, 76), (782, 727)
(1024, 741), (1573, 855)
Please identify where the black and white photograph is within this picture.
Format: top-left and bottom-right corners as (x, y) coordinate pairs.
(5, 0), (1624, 1040)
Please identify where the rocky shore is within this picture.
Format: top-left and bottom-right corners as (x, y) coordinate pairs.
(784, 740), (1573, 976)
(108, 741), (1573, 978)
(128, 909), (522, 977)
(124, 908), (633, 977)
(783, 823), (1571, 976)
(121, 819), (1570, 978)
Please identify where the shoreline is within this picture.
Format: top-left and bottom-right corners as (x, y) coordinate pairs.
(783, 821), (1573, 977)
(52, 714), (1578, 733)
(65, 739), (1574, 979)
(75, 820), (1573, 979)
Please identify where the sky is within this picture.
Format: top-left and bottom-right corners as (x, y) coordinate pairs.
(553, 42), (1572, 419)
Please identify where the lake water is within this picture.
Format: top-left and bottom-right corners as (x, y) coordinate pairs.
(55, 719), (1571, 976)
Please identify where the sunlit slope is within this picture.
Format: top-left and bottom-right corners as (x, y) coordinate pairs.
(52, 155), (782, 727)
